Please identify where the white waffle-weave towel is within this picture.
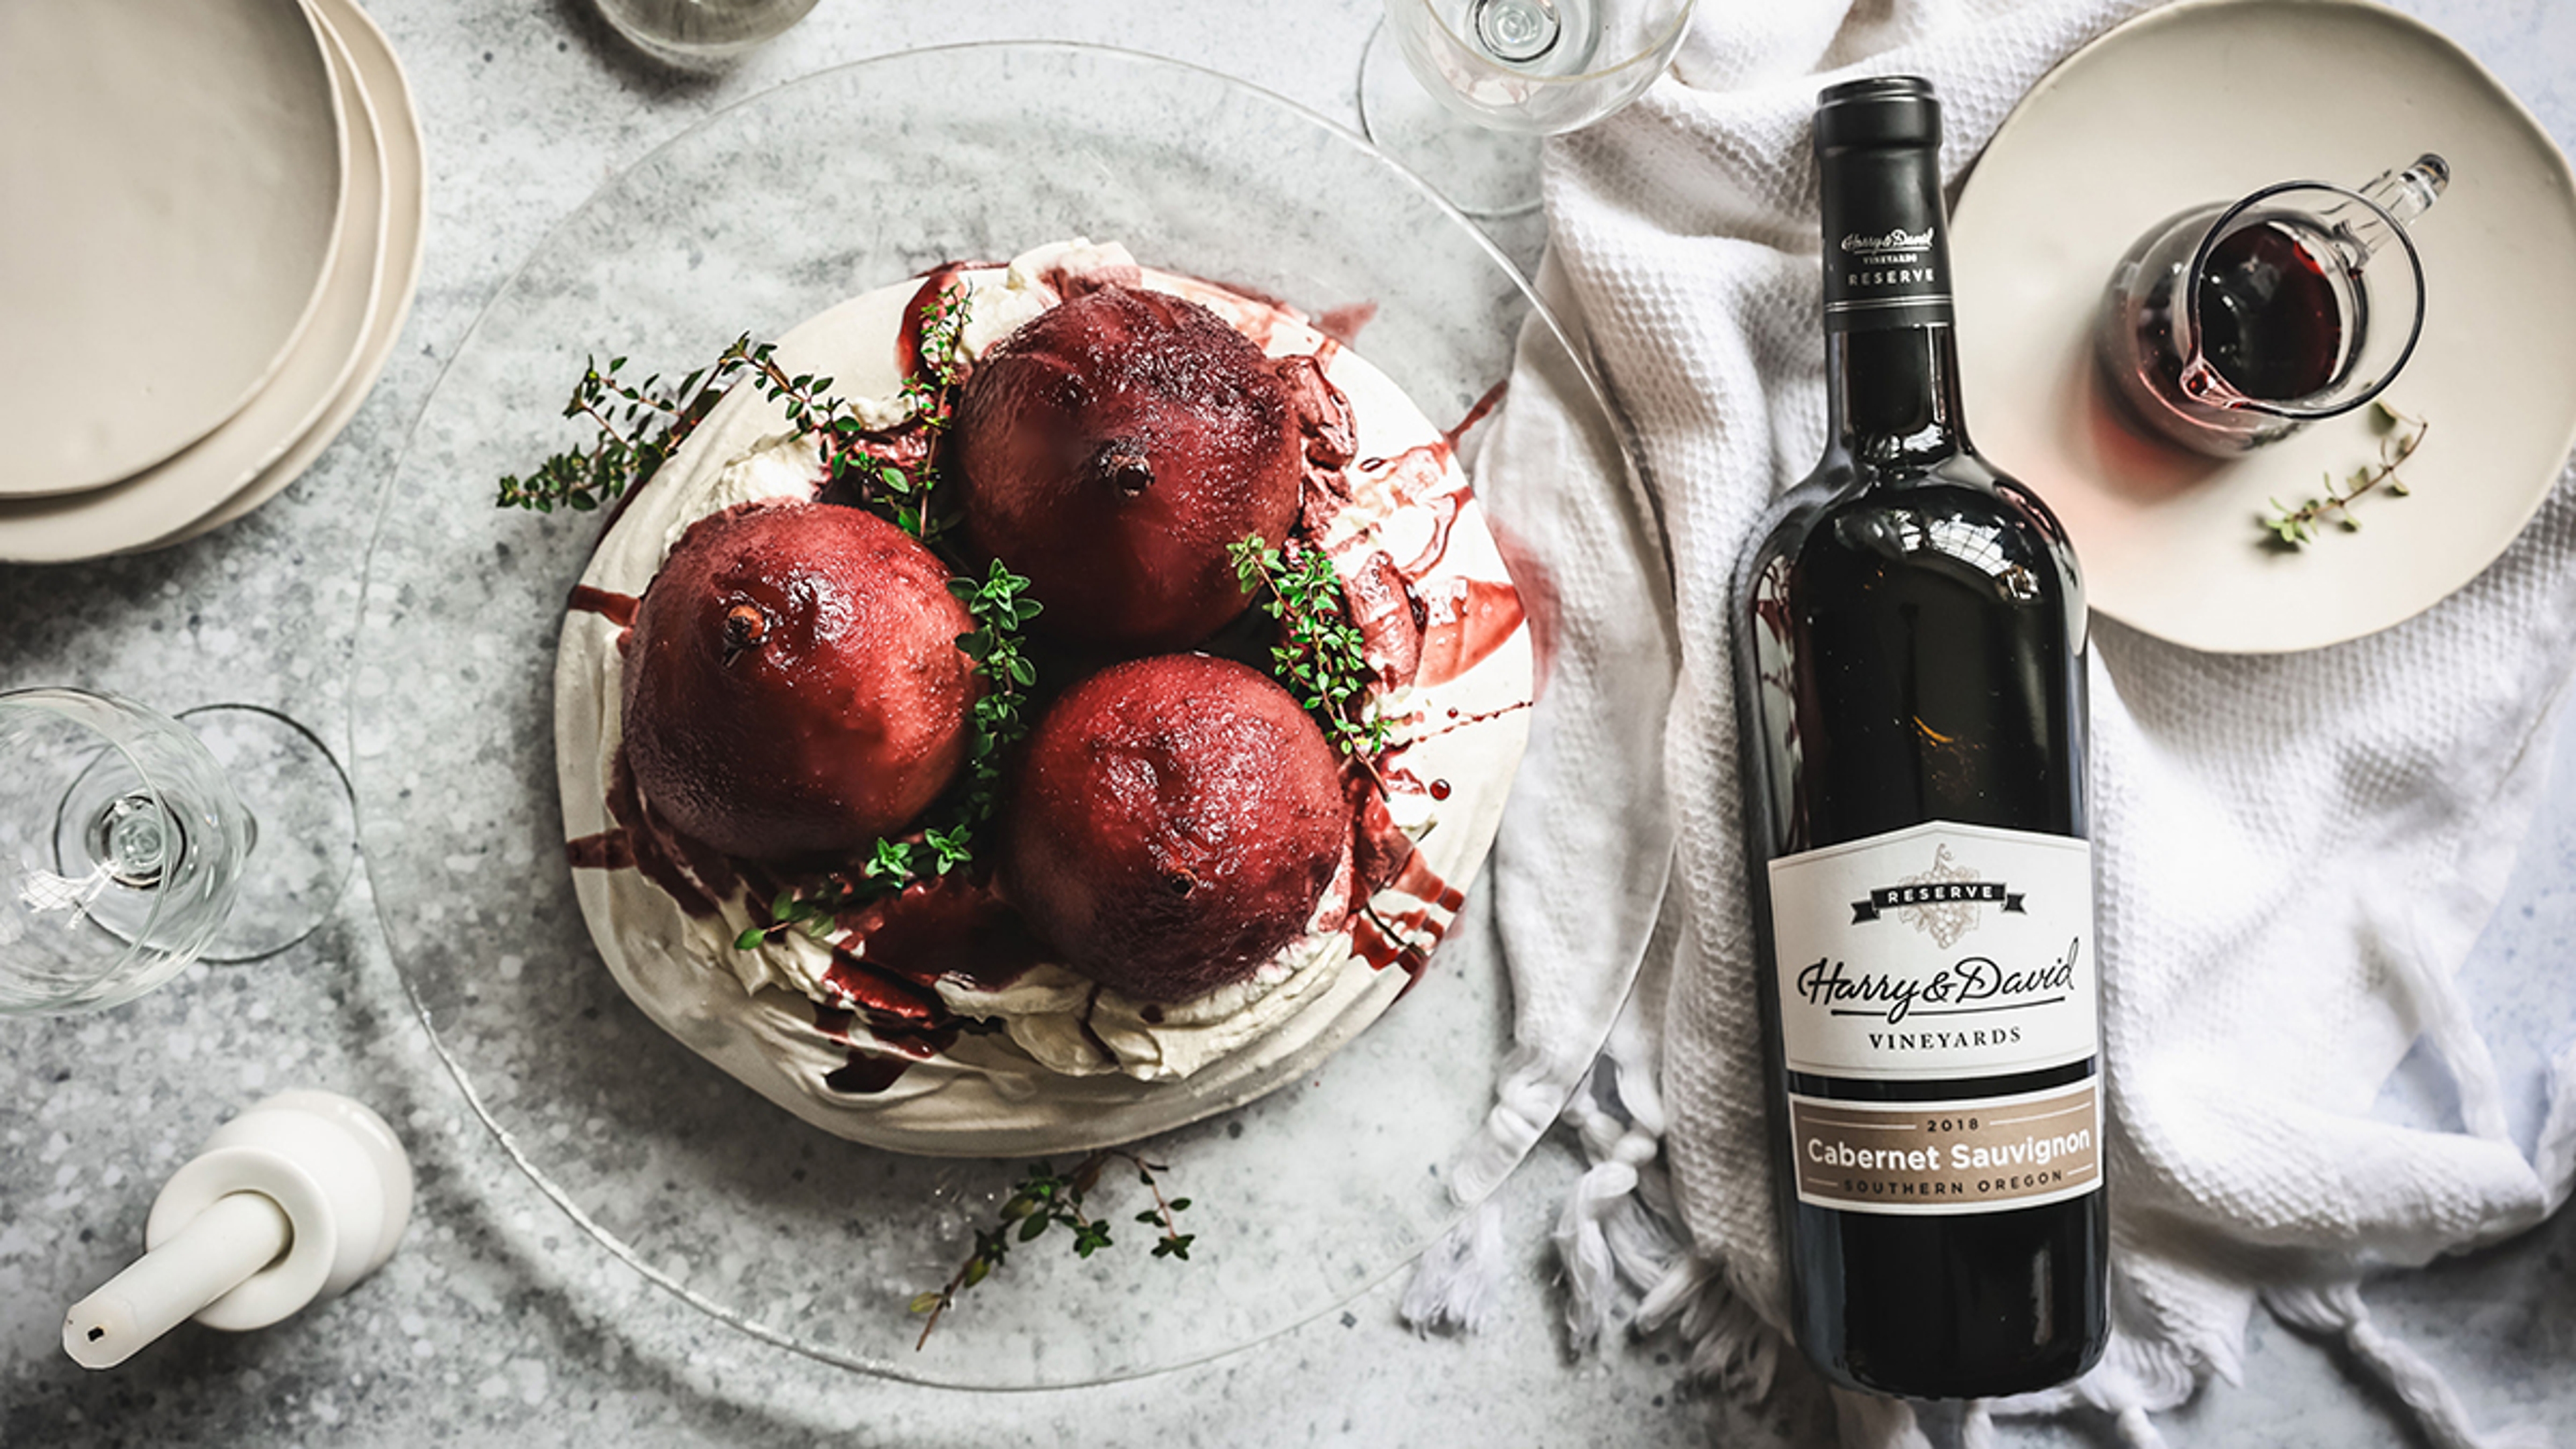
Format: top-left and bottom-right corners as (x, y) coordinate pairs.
(1441, 1), (2576, 1444)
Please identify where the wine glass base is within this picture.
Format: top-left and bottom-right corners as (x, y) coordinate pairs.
(1358, 20), (1545, 220)
(177, 704), (358, 963)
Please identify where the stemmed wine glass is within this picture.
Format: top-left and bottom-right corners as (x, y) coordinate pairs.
(590, 0), (818, 69)
(0, 688), (356, 1016)
(1359, 0), (1699, 218)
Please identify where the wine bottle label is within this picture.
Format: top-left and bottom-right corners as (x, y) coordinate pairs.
(1768, 820), (2096, 1079)
(1819, 149), (1954, 333)
(1786, 1078), (2101, 1214)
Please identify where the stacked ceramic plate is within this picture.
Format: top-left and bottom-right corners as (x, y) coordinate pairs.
(0, 0), (424, 563)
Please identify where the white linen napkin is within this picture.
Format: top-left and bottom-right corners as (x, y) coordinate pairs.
(1434, 1), (2576, 1444)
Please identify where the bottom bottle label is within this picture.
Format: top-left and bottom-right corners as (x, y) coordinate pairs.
(1786, 1077), (2100, 1216)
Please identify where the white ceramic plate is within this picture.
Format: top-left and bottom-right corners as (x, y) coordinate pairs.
(0, 1), (388, 564)
(1953, 0), (2576, 654)
(0, 0), (346, 497)
(156, 0), (428, 552)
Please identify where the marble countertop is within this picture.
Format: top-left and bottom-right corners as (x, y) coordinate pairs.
(4, 1), (2573, 1444)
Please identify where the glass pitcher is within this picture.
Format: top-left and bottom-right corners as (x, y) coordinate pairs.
(2095, 154), (2448, 456)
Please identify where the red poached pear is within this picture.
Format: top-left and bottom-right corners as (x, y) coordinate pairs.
(1003, 654), (1352, 1003)
(955, 285), (1303, 651)
(621, 500), (974, 862)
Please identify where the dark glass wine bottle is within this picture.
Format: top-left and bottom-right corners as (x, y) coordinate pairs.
(1731, 76), (2108, 1399)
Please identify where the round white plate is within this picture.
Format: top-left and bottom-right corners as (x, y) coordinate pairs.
(156, 0), (428, 552)
(0, 2), (387, 564)
(1953, 0), (2576, 654)
(0, 0), (346, 497)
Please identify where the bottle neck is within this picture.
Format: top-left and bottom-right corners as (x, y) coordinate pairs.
(1825, 323), (1970, 466)
(1814, 90), (1964, 471)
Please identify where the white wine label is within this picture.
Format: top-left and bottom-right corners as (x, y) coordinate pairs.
(1768, 820), (2095, 1079)
(1786, 1078), (2102, 1215)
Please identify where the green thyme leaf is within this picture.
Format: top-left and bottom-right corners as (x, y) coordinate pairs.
(909, 1149), (1199, 1349)
(2259, 409), (2428, 549)
(1228, 534), (1383, 757)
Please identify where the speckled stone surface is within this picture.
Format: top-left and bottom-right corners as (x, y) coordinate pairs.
(2, 1), (2571, 1444)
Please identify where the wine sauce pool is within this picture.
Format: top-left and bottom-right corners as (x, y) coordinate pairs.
(2196, 220), (2346, 401)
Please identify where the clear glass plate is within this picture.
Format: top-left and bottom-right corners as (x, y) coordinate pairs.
(356, 41), (1629, 1388)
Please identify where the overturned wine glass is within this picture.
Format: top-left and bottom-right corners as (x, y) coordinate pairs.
(2096, 154), (2449, 456)
(0, 689), (356, 1016)
(1359, 0), (1699, 218)
(590, 0), (818, 70)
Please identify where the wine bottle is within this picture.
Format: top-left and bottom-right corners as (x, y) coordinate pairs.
(1731, 76), (2108, 1399)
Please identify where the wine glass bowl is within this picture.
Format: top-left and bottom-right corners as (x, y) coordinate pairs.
(0, 689), (250, 1015)
(1381, 0), (1697, 134)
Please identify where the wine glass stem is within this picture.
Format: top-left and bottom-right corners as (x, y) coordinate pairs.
(1472, 0), (1563, 62)
(88, 791), (181, 890)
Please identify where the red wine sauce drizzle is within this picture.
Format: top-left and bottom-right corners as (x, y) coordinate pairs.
(1315, 301), (1379, 347)
(1348, 771), (1416, 898)
(1356, 443), (1469, 580)
(837, 877), (1044, 994)
(822, 1056), (913, 1095)
(1393, 851), (1467, 913)
(602, 749), (716, 918)
(1312, 370), (1528, 992)
(814, 953), (967, 1096)
(567, 586), (639, 629)
(1413, 577), (1527, 688)
(1339, 775), (1463, 996)
(795, 876), (1050, 1093)
(1350, 858), (1468, 998)
(564, 830), (634, 871)
(822, 951), (947, 1030)
(1406, 699), (1536, 745)
(1350, 911), (1432, 991)
(1444, 379), (1509, 451)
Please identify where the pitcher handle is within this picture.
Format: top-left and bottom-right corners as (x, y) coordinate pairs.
(2325, 154), (2449, 265)
(2360, 153), (2450, 227)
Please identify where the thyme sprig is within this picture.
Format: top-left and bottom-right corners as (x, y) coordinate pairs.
(731, 559), (1040, 952)
(2263, 402), (2428, 547)
(908, 1151), (1195, 1349)
(497, 280), (971, 525)
(902, 282), (973, 421)
(1229, 535), (1387, 757)
(742, 284), (970, 541)
(496, 346), (759, 512)
(737, 352), (943, 538)
(952, 559), (1043, 794)
(731, 824), (979, 951)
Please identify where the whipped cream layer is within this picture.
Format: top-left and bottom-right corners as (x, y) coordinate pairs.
(553, 240), (1533, 1155)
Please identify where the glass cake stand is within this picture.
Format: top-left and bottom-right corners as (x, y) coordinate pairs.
(356, 42), (1638, 1388)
